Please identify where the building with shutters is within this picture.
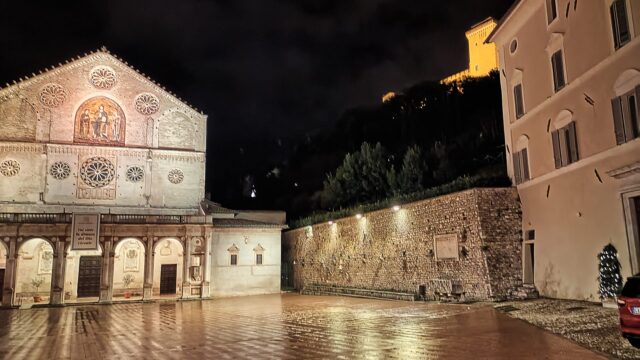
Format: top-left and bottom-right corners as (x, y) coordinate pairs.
(0, 48), (284, 308)
(488, 0), (640, 301)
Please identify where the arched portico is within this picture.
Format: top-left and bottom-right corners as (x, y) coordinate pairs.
(64, 243), (103, 303)
(15, 238), (55, 305)
(0, 240), (8, 306)
(112, 238), (146, 301)
(153, 238), (184, 298)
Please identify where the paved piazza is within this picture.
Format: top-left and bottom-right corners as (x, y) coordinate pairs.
(0, 294), (602, 359)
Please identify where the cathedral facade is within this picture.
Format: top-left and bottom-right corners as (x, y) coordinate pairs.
(0, 48), (283, 307)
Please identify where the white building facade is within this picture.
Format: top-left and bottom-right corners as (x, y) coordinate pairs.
(0, 49), (283, 307)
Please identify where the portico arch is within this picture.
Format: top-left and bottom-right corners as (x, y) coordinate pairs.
(64, 243), (103, 303)
(0, 241), (7, 306)
(153, 238), (184, 297)
(15, 238), (55, 305)
(112, 238), (145, 300)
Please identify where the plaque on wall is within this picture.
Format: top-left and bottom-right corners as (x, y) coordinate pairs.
(71, 213), (100, 250)
(434, 234), (459, 260)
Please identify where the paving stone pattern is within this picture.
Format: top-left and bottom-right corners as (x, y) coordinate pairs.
(284, 188), (524, 301)
(0, 294), (602, 359)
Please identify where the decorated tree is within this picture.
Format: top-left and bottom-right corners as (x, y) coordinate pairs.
(598, 243), (623, 300)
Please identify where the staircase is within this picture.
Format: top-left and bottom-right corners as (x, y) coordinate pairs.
(302, 284), (416, 301)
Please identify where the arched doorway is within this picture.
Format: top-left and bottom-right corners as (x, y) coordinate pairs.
(153, 238), (184, 298)
(113, 238), (145, 301)
(15, 238), (54, 305)
(64, 244), (103, 303)
(0, 241), (7, 306)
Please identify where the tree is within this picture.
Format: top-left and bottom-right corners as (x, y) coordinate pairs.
(396, 145), (426, 194)
(598, 243), (623, 300)
(321, 142), (392, 208)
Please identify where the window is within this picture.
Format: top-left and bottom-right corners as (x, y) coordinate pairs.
(230, 254), (238, 266)
(512, 148), (530, 185)
(612, 87), (640, 144)
(256, 253), (263, 265)
(546, 0), (558, 24)
(551, 121), (579, 168)
(514, 83), (525, 119)
(610, 0), (631, 49)
(551, 50), (566, 92)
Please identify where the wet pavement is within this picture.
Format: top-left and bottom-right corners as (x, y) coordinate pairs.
(0, 294), (603, 359)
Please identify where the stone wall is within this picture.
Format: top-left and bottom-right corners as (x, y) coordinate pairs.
(283, 188), (523, 301)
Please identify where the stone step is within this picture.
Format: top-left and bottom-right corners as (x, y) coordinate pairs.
(302, 285), (416, 301)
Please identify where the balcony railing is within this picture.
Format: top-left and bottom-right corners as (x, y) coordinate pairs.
(0, 213), (209, 224)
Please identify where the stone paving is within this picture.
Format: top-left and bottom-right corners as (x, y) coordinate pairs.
(0, 294), (603, 359)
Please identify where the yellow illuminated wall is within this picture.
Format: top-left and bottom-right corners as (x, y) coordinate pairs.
(442, 17), (498, 84)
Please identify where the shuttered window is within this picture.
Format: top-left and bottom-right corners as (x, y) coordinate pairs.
(512, 148), (530, 185)
(230, 254), (238, 266)
(610, 0), (631, 49)
(514, 83), (525, 119)
(612, 87), (640, 144)
(546, 0), (558, 24)
(551, 121), (579, 169)
(551, 50), (566, 92)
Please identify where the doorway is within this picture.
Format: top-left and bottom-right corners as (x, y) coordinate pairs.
(160, 264), (177, 295)
(524, 243), (535, 284)
(626, 194), (640, 274)
(0, 269), (4, 303)
(77, 256), (101, 298)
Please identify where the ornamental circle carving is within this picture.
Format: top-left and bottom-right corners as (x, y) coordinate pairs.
(89, 66), (117, 90)
(39, 83), (67, 108)
(126, 165), (144, 183)
(134, 93), (160, 115)
(49, 161), (71, 180)
(79, 157), (115, 188)
(168, 169), (184, 184)
(0, 159), (20, 177)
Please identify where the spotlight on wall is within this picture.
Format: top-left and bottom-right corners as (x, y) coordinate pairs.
(392, 205), (401, 212)
(355, 214), (363, 219)
(328, 220), (334, 225)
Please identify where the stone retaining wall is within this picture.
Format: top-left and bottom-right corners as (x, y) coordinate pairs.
(283, 188), (523, 301)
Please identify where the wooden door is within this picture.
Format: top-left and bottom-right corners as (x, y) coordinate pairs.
(77, 256), (101, 298)
(160, 264), (177, 295)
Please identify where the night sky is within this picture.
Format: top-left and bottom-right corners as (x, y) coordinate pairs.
(0, 0), (515, 207)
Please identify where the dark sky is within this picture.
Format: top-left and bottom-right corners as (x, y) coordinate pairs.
(0, 0), (514, 201)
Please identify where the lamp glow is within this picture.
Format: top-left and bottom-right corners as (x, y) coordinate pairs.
(392, 205), (401, 212)
(328, 220), (334, 225)
(355, 214), (363, 219)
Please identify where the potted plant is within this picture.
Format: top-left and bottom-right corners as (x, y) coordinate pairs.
(122, 274), (135, 299)
(31, 277), (44, 302)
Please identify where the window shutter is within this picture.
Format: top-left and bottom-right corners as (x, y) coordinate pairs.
(635, 86), (640, 136)
(551, 130), (562, 169)
(552, 51), (565, 91)
(514, 84), (524, 118)
(612, 97), (626, 144)
(615, 0), (631, 47)
(521, 148), (530, 181)
(567, 122), (579, 163)
(513, 152), (522, 185)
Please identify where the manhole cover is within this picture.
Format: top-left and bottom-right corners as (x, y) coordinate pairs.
(494, 305), (520, 313)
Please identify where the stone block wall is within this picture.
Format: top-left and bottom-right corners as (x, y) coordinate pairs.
(283, 188), (523, 301)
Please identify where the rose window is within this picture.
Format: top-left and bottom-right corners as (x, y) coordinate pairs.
(89, 66), (117, 89)
(39, 83), (67, 108)
(0, 159), (20, 177)
(126, 166), (144, 183)
(134, 93), (160, 115)
(79, 157), (115, 188)
(168, 169), (184, 184)
(49, 161), (71, 180)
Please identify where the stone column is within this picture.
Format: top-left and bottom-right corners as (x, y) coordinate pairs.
(99, 238), (113, 303)
(50, 237), (67, 306)
(201, 233), (211, 299)
(2, 237), (17, 308)
(182, 237), (192, 299)
(143, 237), (155, 301)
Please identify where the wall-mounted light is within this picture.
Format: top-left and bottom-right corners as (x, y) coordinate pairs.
(328, 220), (334, 225)
(392, 205), (401, 212)
(355, 214), (363, 219)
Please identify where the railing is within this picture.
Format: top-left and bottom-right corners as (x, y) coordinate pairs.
(0, 213), (209, 224)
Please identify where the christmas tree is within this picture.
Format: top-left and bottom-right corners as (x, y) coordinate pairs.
(598, 243), (622, 300)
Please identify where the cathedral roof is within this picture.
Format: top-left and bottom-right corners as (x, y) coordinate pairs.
(0, 46), (205, 118)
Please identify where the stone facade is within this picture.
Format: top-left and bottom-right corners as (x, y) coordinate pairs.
(283, 188), (524, 301)
(0, 49), (284, 307)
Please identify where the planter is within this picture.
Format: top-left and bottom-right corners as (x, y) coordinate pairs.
(33, 295), (43, 303)
(124, 291), (132, 299)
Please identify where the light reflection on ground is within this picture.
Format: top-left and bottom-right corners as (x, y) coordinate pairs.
(0, 294), (603, 359)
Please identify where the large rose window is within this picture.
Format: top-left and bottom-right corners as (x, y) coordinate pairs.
(79, 157), (115, 188)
